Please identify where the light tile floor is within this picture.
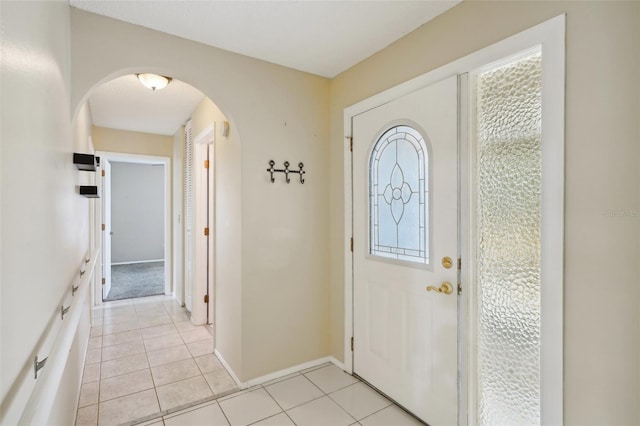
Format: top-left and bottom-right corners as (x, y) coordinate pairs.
(77, 295), (424, 426)
(76, 295), (238, 426)
(142, 364), (424, 426)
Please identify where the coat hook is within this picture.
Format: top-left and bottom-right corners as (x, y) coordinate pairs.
(267, 160), (276, 183)
(283, 161), (290, 184)
(266, 160), (306, 184)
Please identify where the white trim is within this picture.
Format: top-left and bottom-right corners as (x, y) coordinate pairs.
(95, 151), (172, 305)
(537, 16), (565, 426)
(243, 357), (347, 388)
(328, 356), (346, 372)
(16, 253), (99, 425)
(343, 129), (354, 373)
(194, 123), (215, 145)
(110, 259), (165, 266)
(208, 141), (215, 325)
(343, 14), (565, 425)
(458, 72), (471, 426)
(214, 349), (242, 387)
(463, 71), (480, 426)
(190, 123), (215, 324)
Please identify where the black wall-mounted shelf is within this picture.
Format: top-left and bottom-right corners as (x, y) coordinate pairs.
(80, 186), (99, 198)
(73, 153), (97, 172)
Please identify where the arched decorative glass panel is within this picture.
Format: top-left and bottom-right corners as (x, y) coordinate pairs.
(370, 125), (429, 264)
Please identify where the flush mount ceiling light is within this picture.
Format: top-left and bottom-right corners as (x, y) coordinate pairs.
(136, 73), (172, 91)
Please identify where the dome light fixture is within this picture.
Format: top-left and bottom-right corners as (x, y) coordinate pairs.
(136, 73), (172, 91)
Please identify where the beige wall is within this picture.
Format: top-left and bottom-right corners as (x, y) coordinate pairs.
(70, 9), (331, 381)
(329, 1), (640, 424)
(240, 79), (330, 379)
(0, 1), (93, 423)
(92, 126), (174, 157)
(189, 97), (244, 376)
(110, 162), (165, 263)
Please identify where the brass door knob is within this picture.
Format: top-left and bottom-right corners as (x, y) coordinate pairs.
(426, 282), (453, 295)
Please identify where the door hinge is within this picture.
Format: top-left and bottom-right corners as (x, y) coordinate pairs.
(101, 170), (105, 177)
(101, 278), (106, 285)
(204, 227), (209, 236)
(204, 160), (209, 169)
(349, 137), (353, 152)
(350, 238), (353, 252)
(204, 294), (209, 303)
(101, 224), (105, 231)
(458, 258), (462, 270)
(350, 337), (354, 351)
(457, 283), (462, 295)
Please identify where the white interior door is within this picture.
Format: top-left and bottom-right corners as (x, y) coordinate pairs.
(184, 121), (194, 312)
(352, 75), (458, 425)
(102, 158), (112, 300)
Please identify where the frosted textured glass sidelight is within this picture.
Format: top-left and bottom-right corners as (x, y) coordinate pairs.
(476, 50), (542, 424)
(370, 125), (428, 263)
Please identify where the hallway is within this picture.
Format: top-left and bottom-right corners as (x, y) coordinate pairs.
(76, 296), (238, 425)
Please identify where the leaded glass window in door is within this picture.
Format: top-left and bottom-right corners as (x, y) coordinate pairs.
(370, 125), (429, 264)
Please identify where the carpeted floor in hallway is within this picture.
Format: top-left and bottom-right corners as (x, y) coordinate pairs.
(104, 261), (165, 301)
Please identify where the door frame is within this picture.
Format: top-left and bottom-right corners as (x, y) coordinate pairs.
(191, 123), (216, 326)
(94, 151), (172, 305)
(343, 15), (565, 424)
(101, 158), (112, 301)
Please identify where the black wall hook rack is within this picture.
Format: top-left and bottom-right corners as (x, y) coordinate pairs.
(267, 160), (305, 184)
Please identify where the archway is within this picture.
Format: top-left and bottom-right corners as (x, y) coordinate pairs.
(73, 70), (240, 367)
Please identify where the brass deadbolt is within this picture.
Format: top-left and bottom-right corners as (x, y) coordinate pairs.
(442, 257), (453, 269)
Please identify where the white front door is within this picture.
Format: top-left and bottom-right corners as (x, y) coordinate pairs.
(352, 75), (458, 425)
(102, 158), (112, 300)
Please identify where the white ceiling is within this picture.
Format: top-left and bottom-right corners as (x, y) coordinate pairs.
(77, 0), (461, 136)
(70, 0), (461, 78)
(89, 75), (205, 135)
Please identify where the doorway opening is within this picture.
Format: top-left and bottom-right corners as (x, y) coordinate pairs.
(96, 152), (172, 303)
(102, 158), (168, 301)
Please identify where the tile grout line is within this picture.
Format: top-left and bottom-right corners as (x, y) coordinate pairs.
(144, 316), (164, 423)
(85, 297), (229, 425)
(263, 375), (325, 413)
(214, 398), (233, 426)
(260, 384), (299, 426)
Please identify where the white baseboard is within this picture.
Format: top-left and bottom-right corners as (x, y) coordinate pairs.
(328, 356), (346, 371)
(213, 349), (349, 391)
(214, 349), (243, 387)
(110, 259), (164, 266)
(243, 356), (347, 388)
